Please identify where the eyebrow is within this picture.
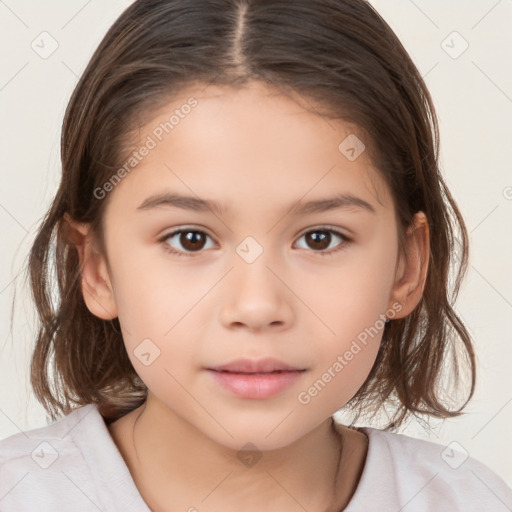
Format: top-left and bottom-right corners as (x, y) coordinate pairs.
(136, 192), (377, 217)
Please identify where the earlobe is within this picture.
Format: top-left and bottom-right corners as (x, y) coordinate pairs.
(63, 214), (118, 321)
(388, 211), (430, 319)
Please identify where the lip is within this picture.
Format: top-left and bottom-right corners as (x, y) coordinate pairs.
(207, 357), (304, 374)
(206, 358), (307, 399)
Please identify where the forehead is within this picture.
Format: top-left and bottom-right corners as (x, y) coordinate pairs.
(106, 81), (393, 218)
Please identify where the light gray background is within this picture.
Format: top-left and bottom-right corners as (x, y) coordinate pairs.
(1, 0), (511, 488)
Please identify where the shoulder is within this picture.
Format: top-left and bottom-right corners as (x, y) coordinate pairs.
(0, 404), (148, 511)
(0, 403), (96, 455)
(345, 426), (512, 512)
(0, 404), (101, 510)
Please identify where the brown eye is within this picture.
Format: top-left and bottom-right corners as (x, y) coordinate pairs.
(159, 226), (351, 259)
(160, 228), (215, 257)
(295, 228), (350, 256)
(305, 230), (331, 250)
(178, 231), (207, 251)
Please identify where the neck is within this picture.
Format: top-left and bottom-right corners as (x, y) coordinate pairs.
(109, 395), (364, 512)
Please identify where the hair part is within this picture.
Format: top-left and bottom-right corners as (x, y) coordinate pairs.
(26, 0), (475, 429)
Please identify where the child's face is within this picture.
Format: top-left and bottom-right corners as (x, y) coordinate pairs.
(88, 81), (410, 449)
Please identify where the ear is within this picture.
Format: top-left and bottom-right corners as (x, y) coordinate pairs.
(387, 211), (430, 319)
(63, 213), (118, 320)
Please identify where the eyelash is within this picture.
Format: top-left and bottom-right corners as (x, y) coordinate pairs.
(158, 226), (352, 258)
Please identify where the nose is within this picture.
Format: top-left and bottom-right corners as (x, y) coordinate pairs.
(219, 255), (294, 333)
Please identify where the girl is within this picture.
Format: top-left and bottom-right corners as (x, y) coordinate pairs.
(1, 1), (511, 511)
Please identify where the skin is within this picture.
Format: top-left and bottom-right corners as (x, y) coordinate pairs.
(68, 81), (429, 512)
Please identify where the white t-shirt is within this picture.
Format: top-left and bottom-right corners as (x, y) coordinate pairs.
(1, 403), (511, 511)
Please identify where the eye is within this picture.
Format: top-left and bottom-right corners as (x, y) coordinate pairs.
(158, 226), (351, 258)
(159, 228), (216, 258)
(294, 227), (351, 256)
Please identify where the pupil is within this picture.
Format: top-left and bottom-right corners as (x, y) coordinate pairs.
(308, 231), (329, 250)
(183, 231), (204, 250)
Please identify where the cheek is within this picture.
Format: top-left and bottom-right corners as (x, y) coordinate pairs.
(293, 244), (394, 410)
(107, 249), (208, 379)
(108, 240), (191, 327)
(295, 246), (395, 340)
(297, 317), (383, 415)
(115, 280), (199, 406)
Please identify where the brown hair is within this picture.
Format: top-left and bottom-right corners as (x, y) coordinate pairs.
(26, 0), (475, 429)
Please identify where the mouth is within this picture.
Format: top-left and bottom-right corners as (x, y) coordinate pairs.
(207, 357), (306, 374)
(205, 360), (307, 399)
